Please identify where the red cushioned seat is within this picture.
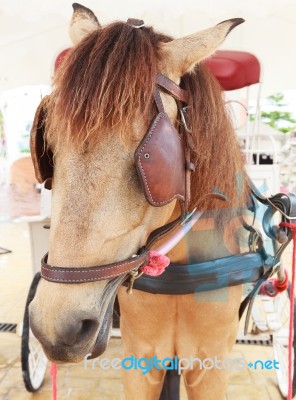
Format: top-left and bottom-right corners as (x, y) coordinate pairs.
(54, 48), (71, 73)
(204, 50), (260, 91)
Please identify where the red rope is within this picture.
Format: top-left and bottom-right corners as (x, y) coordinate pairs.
(260, 269), (289, 297)
(280, 221), (296, 400)
(50, 362), (57, 400)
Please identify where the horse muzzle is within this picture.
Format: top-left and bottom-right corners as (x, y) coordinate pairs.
(29, 275), (123, 363)
(29, 305), (103, 362)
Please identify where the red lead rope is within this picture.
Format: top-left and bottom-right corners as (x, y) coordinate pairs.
(50, 363), (57, 400)
(280, 222), (296, 400)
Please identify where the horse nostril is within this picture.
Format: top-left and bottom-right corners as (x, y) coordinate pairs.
(80, 319), (99, 340)
(60, 317), (99, 346)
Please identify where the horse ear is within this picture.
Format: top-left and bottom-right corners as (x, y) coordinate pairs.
(69, 3), (101, 45)
(160, 18), (244, 79)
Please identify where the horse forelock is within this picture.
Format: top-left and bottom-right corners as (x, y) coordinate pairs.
(45, 22), (171, 152)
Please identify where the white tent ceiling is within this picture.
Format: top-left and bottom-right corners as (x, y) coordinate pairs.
(1, 0), (296, 95)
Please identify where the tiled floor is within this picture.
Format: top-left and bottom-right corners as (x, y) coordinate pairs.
(0, 222), (294, 399)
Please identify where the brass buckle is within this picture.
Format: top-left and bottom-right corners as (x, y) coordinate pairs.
(126, 269), (144, 294)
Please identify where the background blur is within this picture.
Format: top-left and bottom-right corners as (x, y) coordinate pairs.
(1, 0), (296, 188)
(1, 0), (296, 93)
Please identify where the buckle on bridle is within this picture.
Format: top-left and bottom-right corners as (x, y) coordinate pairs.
(126, 268), (144, 294)
(179, 105), (191, 133)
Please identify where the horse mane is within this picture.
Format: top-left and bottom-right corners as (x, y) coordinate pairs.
(45, 21), (248, 211)
(181, 68), (249, 211)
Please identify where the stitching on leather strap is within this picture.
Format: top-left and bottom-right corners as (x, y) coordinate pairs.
(41, 258), (142, 274)
(41, 269), (129, 283)
(153, 89), (165, 113)
(41, 252), (149, 283)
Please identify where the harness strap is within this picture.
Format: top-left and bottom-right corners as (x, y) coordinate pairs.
(153, 89), (165, 113)
(238, 269), (273, 327)
(155, 76), (192, 209)
(156, 74), (188, 103)
(132, 252), (272, 294)
(145, 215), (184, 250)
(239, 189), (296, 333)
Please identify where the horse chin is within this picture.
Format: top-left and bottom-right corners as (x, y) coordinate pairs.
(42, 347), (87, 364)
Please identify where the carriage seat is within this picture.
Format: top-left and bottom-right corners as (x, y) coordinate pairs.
(204, 50), (261, 91)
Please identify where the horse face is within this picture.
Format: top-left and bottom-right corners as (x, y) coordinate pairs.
(29, 3), (244, 362)
(30, 134), (178, 362)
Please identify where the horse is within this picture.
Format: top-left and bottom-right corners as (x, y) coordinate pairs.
(29, 4), (249, 399)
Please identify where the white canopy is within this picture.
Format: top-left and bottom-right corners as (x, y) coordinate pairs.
(1, 0), (296, 95)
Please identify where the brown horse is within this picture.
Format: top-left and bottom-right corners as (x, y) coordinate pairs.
(29, 4), (249, 399)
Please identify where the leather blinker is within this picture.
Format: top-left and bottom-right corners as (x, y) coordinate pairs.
(135, 112), (185, 207)
(30, 96), (54, 189)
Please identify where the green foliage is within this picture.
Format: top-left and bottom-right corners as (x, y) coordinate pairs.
(250, 93), (296, 133)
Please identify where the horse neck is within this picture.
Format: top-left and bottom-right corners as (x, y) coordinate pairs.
(167, 207), (244, 264)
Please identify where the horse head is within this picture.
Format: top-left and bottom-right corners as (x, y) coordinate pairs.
(29, 3), (245, 363)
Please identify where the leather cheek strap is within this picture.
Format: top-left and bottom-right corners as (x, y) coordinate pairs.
(156, 74), (188, 104)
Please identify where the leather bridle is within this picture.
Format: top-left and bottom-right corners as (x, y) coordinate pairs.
(40, 73), (195, 285)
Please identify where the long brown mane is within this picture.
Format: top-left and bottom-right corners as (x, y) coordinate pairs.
(181, 68), (248, 210)
(45, 21), (248, 212)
